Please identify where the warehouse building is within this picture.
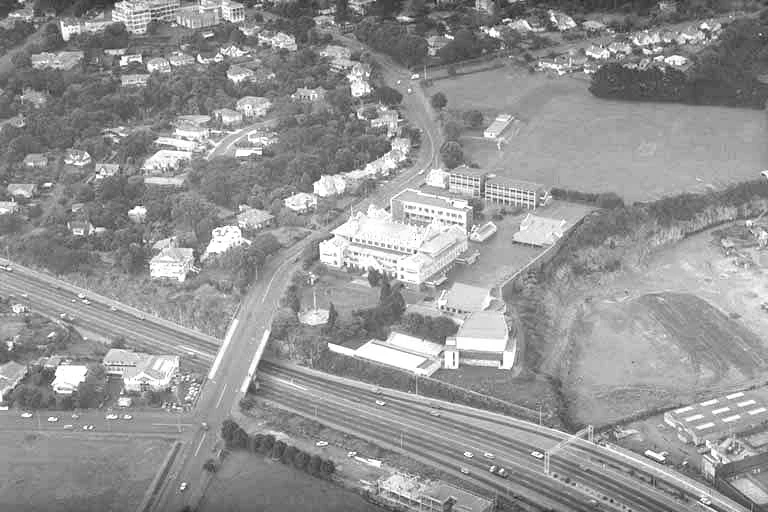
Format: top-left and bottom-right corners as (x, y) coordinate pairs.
(351, 332), (444, 377)
(444, 311), (515, 370)
(377, 473), (493, 512)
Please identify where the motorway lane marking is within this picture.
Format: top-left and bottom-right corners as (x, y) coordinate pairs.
(152, 423), (194, 427)
(271, 377), (308, 391)
(208, 319), (239, 379)
(179, 345), (210, 358)
(194, 433), (207, 457)
(215, 383), (228, 408)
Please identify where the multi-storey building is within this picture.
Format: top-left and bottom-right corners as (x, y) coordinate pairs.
(448, 165), (486, 198)
(113, 0), (180, 34)
(221, 0), (245, 22)
(390, 188), (474, 232)
(484, 176), (549, 210)
(319, 206), (468, 287)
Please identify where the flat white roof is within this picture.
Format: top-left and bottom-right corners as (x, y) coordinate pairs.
(355, 341), (427, 373)
(684, 414), (704, 422)
(727, 392), (745, 399)
(700, 399), (719, 406)
(696, 422), (716, 431)
(711, 407), (731, 415)
(737, 400), (757, 408)
(722, 414), (742, 423)
(387, 332), (443, 358)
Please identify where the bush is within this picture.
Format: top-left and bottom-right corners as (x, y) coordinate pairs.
(293, 450), (310, 470)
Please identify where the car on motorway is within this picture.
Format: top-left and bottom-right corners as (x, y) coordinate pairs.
(179, 482), (188, 492)
(483, 452), (495, 459)
(3, 265), (11, 271)
(463, 451), (474, 458)
(21, 293), (28, 298)
(347, 451), (357, 458)
(82, 299), (91, 305)
(315, 441), (329, 447)
(375, 399), (386, 406)
(77, 293), (86, 300)
(109, 306), (117, 312)
(460, 467), (470, 475)
(410, 73), (420, 80)
(21, 412), (33, 418)
(430, 410), (440, 417)
(47, 416), (59, 423)
(699, 497), (712, 506)
(63, 424), (74, 430)
(70, 298), (76, 303)
(122, 414), (132, 420)
(407, 88), (413, 94)
(201, 422), (209, 431)
(530, 451), (544, 460)
(82, 425), (95, 431)
(106, 413), (118, 420)
(71, 413), (79, 419)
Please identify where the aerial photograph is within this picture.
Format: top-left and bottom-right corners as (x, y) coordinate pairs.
(1, 0), (768, 510)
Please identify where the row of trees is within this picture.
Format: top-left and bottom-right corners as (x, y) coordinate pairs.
(354, 19), (428, 68)
(220, 419), (336, 477)
(590, 19), (768, 109)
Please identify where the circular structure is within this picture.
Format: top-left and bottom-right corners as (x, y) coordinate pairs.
(299, 308), (329, 326)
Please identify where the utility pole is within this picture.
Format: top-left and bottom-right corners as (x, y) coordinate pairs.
(400, 431), (404, 449)
(538, 402), (542, 426)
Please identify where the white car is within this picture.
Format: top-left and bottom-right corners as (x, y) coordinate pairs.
(179, 482), (188, 492)
(410, 73), (420, 80)
(21, 412), (33, 418)
(109, 306), (117, 312)
(396, 79), (402, 84)
(63, 424), (74, 430)
(483, 452), (495, 459)
(430, 410), (440, 417)
(77, 293), (86, 300)
(82, 299), (91, 305)
(463, 451), (474, 458)
(71, 413), (79, 419)
(315, 441), (329, 447)
(700, 497), (712, 506)
(83, 425), (95, 431)
(407, 88), (413, 94)
(460, 467), (470, 475)
(375, 400), (386, 406)
(106, 414), (119, 420)
(531, 451), (544, 460)
(122, 414), (133, 420)
(347, 451), (358, 458)
(47, 416), (59, 423)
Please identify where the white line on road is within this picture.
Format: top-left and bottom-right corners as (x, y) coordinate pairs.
(152, 423), (195, 427)
(178, 345), (209, 358)
(194, 433), (207, 457)
(271, 377), (307, 391)
(207, 319), (239, 380)
(215, 383), (228, 408)
(240, 329), (270, 393)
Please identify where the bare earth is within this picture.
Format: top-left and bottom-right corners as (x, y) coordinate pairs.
(559, 225), (768, 426)
(0, 432), (172, 512)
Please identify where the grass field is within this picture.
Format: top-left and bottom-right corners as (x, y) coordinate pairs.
(557, 225), (768, 425)
(435, 67), (767, 202)
(201, 452), (383, 512)
(0, 432), (171, 512)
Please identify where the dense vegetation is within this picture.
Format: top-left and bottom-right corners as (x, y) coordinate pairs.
(221, 419), (336, 477)
(354, 19), (427, 67)
(590, 19), (768, 108)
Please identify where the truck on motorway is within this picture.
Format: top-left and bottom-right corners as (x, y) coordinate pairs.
(643, 449), (667, 464)
(59, 313), (74, 323)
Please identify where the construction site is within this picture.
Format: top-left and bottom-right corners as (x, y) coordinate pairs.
(714, 212), (768, 273)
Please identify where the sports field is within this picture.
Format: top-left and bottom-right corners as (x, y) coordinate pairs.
(436, 67), (767, 202)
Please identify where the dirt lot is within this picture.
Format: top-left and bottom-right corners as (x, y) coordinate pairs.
(436, 66), (766, 202)
(0, 431), (171, 512)
(556, 224), (768, 426)
(450, 200), (594, 289)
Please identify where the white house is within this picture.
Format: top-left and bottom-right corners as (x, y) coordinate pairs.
(64, 149), (92, 167)
(227, 65), (255, 84)
(202, 225), (250, 261)
(119, 53), (143, 67)
(548, 10), (576, 31)
(149, 247), (195, 282)
(444, 311), (515, 370)
(174, 121), (210, 141)
(237, 206), (274, 231)
(52, 365), (88, 395)
(142, 150), (192, 173)
(585, 45), (610, 60)
(103, 349), (180, 392)
(236, 96), (272, 118)
(284, 192), (317, 213)
(512, 214), (566, 247)
(146, 57), (171, 73)
(128, 205), (147, 223)
(350, 79), (372, 98)
(664, 54), (689, 67)
(0, 200), (19, 215)
(425, 168), (449, 189)
(314, 174), (347, 197)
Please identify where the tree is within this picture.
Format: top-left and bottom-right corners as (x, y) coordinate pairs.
(324, 302), (338, 334)
(373, 86), (403, 106)
(335, 0), (348, 22)
(367, 268), (382, 287)
(221, 419), (239, 442)
(203, 458), (218, 473)
(320, 459), (336, 476)
(463, 109), (484, 128)
(282, 444), (299, 464)
(308, 454), (323, 475)
(443, 120), (462, 142)
(430, 92), (447, 110)
(110, 336), (127, 349)
(293, 449), (310, 470)
(146, 20), (161, 35)
(440, 141), (463, 169)
(272, 440), (287, 459)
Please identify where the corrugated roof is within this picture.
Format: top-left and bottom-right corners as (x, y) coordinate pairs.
(439, 282), (491, 313)
(457, 311), (508, 340)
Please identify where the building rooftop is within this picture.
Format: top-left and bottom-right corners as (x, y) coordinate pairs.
(438, 282), (491, 313)
(424, 482), (494, 512)
(449, 165), (487, 177)
(513, 214), (566, 247)
(486, 175), (546, 191)
(391, 188), (471, 211)
(457, 311), (509, 343)
(667, 390), (768, 443)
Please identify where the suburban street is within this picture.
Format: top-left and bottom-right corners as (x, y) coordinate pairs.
(207, 118), (278, 159)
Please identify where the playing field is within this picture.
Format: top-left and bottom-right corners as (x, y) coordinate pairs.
(436, 67), (767, 202)
(0, 432), (172, 512)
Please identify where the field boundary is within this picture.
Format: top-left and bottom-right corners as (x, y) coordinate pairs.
(136, 440), (182, 512)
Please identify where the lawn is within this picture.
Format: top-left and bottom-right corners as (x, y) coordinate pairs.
(434, 66), (767, 202)
(201, 451), (383, 512)
(0, 432), (172, 512)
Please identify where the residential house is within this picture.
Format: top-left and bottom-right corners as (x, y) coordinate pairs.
(320, 44), (351, 60)
(314, 174), (347, 197)
(664, 54), (688, 67)
(64, 149), (92, 167)
(146, 57), (171, 73)
(608, 41), (632, 55)
(121, 73), (150, 87)
(0, 361), (27, 400)
(425, 168), (449, 189)
(583, 61), (600, 75)
(155, 136), (199, 152)
(237, 205), (275, 231)
(677, 26), (705, 45)
(350, 79), (372, 98)
(30, 51), (84, 70)
(512, 214), (566, 246)
(128, 205), (147, 223)
(142, 150), (192, 173)
(427, 35), (450, 56)
(585, 45), (610, 60)
(236, 96), (272, 118)
(20, 88), (48, 108)
(314, 14), (335, 27)
(151, 236), (178, 252)
(348, 0), (375, 14)
(475, 0), (492, 13)
(103, 348), (180, 392)
(329, 56), (355, 73)
(93, 163), (120, 180)
(219, 45), (247, 58)
(202, 225), (250, 261)
(284, 192), (317, 213)
(174, 121), (209, 141)
(0, 200), (19, 215)
(227, 65), (255, 84)
(52, 364), (89, 395)
(221, 0), (245, 23)
(659, 29), (677, 44)
(246, 131), (279, 146)
(7, 183), (37, 199)
(348, 62), (372, 81)
(548, 10), (576, 31)
(582, 20), (605, 32)
(59, 18), (112, 41)
(291, 87), (325, 102)
(168, 51), (194, 67)
(176, 114), (211, 126)
(197, 50), (224, 64)
(23, 153), (47, 168)
(68, 220), (95, 237)
(120, 53), (143, 67)
(509, 19), (532, 33)
(437, 282), (492, 315)
(371, 109), (399, 136)
(391, 137), (410, 155)
(149, 247), (195, 282)
(235, 147), (262, 158)
(258, 31), (297, 51)
(212, 108), (243, 126)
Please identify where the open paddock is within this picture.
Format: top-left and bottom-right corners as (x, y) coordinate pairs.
(435, 67), (767, 202)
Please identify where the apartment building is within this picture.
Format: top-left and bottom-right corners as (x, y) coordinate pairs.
(448, 165), (486, 198)
(221, 0), (245, 22)
(390, 188), (474, 232)
(484, 176), (549, 210)
(113, 0), (181, 34)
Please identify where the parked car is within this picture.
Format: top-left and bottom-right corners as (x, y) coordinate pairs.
(71, 413), (79, 419)
(63, 424), (74, 430)
(109, 306), (117, 312)
(47, 416), (59, 423)
(179, 482), (188, 492)
(106, 414), (118, 420)
(21, 412), (33, 418)
(122, 414), (132, 420)
(460, 467), (470, 475)
(77, 293), (86, 300)
(430, 410), (440, 417)
(483, 452), (495, 459)
(347, 451), (358, 458)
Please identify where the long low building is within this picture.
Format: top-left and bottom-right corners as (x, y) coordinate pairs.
(320, 205), (468, 287)
(351, 331), (444, 377)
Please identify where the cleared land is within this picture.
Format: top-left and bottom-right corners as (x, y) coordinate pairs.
(201, 451), (383, 512)
(0, 432), (171, 512)
(436, 67), (767, 202)
(558, 225), (768, 426)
